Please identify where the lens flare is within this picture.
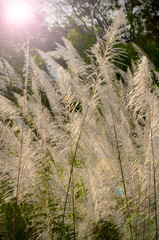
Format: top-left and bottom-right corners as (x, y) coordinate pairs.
(5, 0), (33, 26)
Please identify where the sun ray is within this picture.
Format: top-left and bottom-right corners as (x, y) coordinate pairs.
(5, 0), (33, 26)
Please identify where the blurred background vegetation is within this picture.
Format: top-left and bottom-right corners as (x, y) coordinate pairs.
(0, 0), (159, 70)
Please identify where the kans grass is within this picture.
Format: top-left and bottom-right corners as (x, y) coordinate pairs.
(0, 10), (159, 240)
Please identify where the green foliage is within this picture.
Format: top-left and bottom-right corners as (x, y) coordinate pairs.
(0, 48), (25, 77)
(33, 51), (47, 71)
(0, 199), (32, 240)
(67, 24), (96, 63)
(92, 219), (122, 240)
(39, 89), (53, 113)
(125, 214), (156, 240)
(136, 37), (159, 70)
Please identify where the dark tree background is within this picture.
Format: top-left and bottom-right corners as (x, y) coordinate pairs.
(0, 0), (159, 69)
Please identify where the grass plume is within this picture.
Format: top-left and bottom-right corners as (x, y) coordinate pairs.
(0, 9), (159, 240)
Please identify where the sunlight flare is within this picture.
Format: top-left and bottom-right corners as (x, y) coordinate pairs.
(5, 0), (33, 26)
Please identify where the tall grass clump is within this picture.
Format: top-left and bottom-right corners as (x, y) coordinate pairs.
(0, 9), (159, 239)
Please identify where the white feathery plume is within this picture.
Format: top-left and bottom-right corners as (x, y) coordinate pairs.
(129, 56), (152, 121)
(37, 49), (60, 81)
(128, 55), (159, 239)
(49, 37), (88, 77)
(0, 94), (20, 120)
(132, 43), (156, 71)
(0, 58), (23, 90)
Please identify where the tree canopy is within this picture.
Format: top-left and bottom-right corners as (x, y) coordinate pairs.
(0, 0), (159, 69)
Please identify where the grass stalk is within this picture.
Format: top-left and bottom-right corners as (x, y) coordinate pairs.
(142, 190), (147, 239)
(12, 38), (29, 239)
(61, 104), (90, 228)
(107, 90), (132, 237)
(72, 172), (76, 240)
(150, 121), (157, 240)
(148, 161), (151, 238)
(60, 94), (98, 238)
(147, 87), (157, 239)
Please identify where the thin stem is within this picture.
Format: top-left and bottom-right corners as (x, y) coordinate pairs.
(107, 91), (132, 237)
(150, 124), (157, 240)
(12, 37), (29, 239)
(60, 97), (98, 238)
(148, 158), (151, 237)
(147, 92), (157, 239)
(72, 173), (76, 240)
(60, 103), (90, 238)
(142, 190), (147, 240)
